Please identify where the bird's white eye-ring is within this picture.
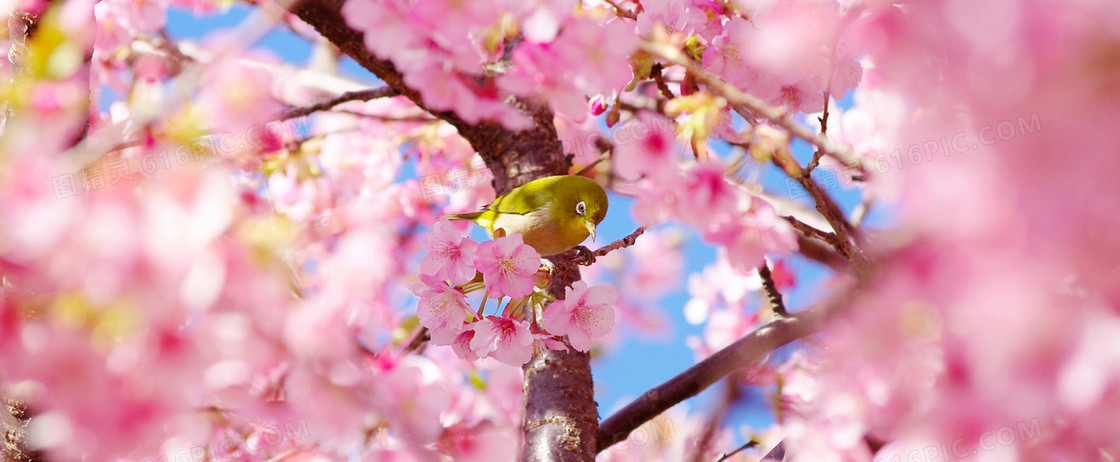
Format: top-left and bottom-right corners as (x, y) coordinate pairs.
(576, 201), (587, 215)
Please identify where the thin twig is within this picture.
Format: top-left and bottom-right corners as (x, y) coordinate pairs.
(651, 64), (676, 101)
(716, 440), (760, 462)
(642, 42), (863, 171)
(574, 151), (611, 176)
(282, 86), (400, 120)
(401, 326), (429, 355)
(851, 197), (874, 228)
(783, 216), (841, 249)
(793, 173), (868, 272)
(805, 91), (830, 174)
(326, 109), (437, 122)
(757, 261), (788, 317)
(793, 232), (848, 271)
(805, 36), (837, 174)
(586, 226), (647, 263)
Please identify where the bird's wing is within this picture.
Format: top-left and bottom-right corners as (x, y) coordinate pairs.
(484, 182), (551, 215)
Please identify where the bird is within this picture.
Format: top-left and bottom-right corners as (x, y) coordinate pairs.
(445, 175), (609, 257)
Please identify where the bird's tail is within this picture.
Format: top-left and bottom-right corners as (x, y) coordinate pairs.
(442, 211), (484, 221)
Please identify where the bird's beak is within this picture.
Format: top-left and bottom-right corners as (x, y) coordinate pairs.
(585, 220), (597, 243)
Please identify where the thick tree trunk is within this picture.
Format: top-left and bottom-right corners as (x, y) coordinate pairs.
(288, 2), (596, 460)
(519, 258), (598, 461)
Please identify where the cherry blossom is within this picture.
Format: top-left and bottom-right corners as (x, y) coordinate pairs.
(611, 113), (682, 182)
(411, 276), (472, 335)
(542, 281), (617, 352)
(469, 316), (534, 366)
(420, 219), (480, 285)
(472, 233), (541, 299)
(6, 0), (1120, 459)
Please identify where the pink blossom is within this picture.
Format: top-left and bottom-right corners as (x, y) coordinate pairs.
(673, 161), (742, 229)
(541, 281), (617, 352)
(470, 316), (534, 366)
(198, 57), (283, 135)
(704, 196), (798, 272)
(112, 0), (168, 33)
(588, 94), (608, 116)
(702, 20), (780, 103)
(500, 16), (637, 120)
(402, 63), (533, 130)
(371, 358), (452, 444)
(473, 234), (541, 298)
(438, 421), (518, 462)
(411, 276), (472, 335)
(635, 0), (703, 36)
(448, 328), (481, 361)
(612, 113), (681, 182)
(421, 219), (480, 285)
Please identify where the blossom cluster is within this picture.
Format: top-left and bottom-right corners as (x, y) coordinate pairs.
(5, 0), (1119, 459)
(615, 113), (800, 273)
(413, 220), (617, 366)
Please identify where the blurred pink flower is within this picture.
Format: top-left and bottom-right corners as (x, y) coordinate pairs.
(437, 421), (518, 462)
(612, 113), (681, 182)
(541, 281), (617, 352)
(421, 219), (480, 285)
(705, 196), (798, 272)
(473, 234), (541, 298)
(199, 57), (283, 135)
(372, 359), (452, 444)
(500, 16), (637, 120)
(674, 161), (741, 229)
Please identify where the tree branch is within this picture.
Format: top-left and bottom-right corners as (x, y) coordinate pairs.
(650, 64), (676, 101)
(757, 262), (788, 317)
(717, 440), (760, 462)
(560, 226), (647, 267)
(281, 86), (400, 120)
(791, 172), (867, 272)
(805, 95), (830, 174)
(596, 298), (841, 452)
(642, 41), (864, 171)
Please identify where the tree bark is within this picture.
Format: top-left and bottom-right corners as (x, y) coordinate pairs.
(288, 2), (596, 460)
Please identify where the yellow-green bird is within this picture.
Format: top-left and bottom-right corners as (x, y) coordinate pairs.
(446, 175), (609, 256)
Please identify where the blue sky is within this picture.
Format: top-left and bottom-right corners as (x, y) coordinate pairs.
(162, 4), (887, 446)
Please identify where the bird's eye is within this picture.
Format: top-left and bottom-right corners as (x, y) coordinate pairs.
(576, 201), (587, 215)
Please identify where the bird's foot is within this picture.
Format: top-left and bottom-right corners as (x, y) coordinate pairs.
(572, 245), (595, 266)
